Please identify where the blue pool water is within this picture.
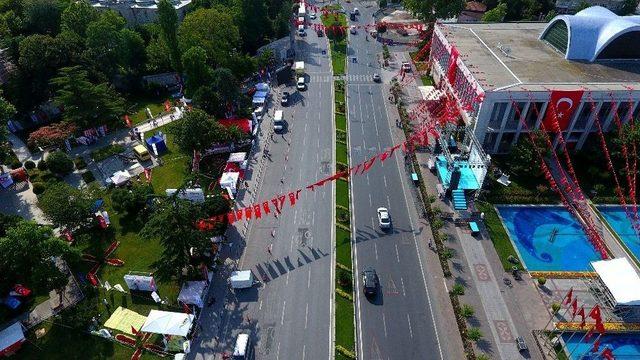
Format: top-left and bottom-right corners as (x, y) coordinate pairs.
(562, 332), (640, 359)
(597, 206), (640, 262)
(496, 206), (601, 272)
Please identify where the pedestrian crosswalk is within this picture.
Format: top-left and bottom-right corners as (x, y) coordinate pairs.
(307, 74), (378, 83)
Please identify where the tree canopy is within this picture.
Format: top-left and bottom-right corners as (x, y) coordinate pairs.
(482, 2), (507, 22)
(403, 0), (465, 22)
(38, 181), (95, 230)
(157, 0), (182, 71)
(168, 108), (234, 152)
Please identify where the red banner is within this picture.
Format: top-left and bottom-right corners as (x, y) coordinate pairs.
(447, 46), (459, 85)
(543, 90), (584, 132)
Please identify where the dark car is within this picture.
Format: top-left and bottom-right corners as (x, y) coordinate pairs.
(362, 268), (379, 296)
(281, 91), (290, 106)
(516, 336), (528, 352)
(317, 29), (324, 37)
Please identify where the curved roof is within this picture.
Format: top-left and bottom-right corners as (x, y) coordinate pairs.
(540, 6), (640, 62)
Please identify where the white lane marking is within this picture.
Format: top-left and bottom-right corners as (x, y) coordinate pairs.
(400, 276), (406, 297)
(369, 193), (372, 206)
(277, 342), (281, 360)
(281, 301), (286, 325)
(382, 312), (388, 338)
(305, 303), (309, 329)
(386, 195), (390, 205)
(302, 344), (306, 360)
(286, 272), (290, 286)
(366, 174), (370, 186)
(407, 314), (414, 338)
(395, 244), (400, 263)
(384, 175), (388, 187)
(374, 243), (379, 260)
(259, 300), (263, 311)
(443, 279), (448, 292)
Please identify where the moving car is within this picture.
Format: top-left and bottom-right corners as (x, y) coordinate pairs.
(310, 12), (316, 20)
(281, 91), (290, 106)
(362, 268), (379, 296)
(516, 336), (528, 352)
(402, 62), (412, 72)
(297, 25), (306, 36)
(273, 110), (285, 133)
(373, 73), (381, 82)
(354, 7), (359, 15)
(350, 25), (357, 34)
(297, 77), (306, 90)
(350, 12), (356, 21)
(233, 333), (253, 359)
(377, 207), (391, 228)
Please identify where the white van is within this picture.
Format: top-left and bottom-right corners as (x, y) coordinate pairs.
(273, 110), (285, 132)
(233, 333), (253, 359)
(297, 24), (305, 36)
(297, 77), (305, 90)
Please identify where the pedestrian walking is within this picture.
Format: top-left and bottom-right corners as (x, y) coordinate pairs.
(267, 244), (273, 256)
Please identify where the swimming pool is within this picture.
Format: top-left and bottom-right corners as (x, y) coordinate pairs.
(496, 206), (602, 272)
(597, 206), (640, 262)
(562, 332), (640, 359)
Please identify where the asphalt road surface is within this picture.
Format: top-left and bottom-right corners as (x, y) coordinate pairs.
(344, 3), (444, 360)
(189, 4), (335, 359)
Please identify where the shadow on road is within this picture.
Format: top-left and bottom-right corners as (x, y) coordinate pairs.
(251, 246), (328, 284)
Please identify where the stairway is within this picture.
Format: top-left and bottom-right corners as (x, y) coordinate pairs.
(452, 189), (467, 210)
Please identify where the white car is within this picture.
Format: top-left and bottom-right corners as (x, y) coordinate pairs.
(310, 12), (317, 20)
(350, 25), (357, 34)
(377, 207), (391, 229)
(297, 77), (306, 90)
(402, 62), (412, 72)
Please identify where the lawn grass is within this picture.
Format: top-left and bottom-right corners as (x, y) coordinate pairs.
(336, 227), (352, 270)
(336, 180), (349, 208)
(335, 295), (355, 351)
(90, 144), (125, 162)
(336, 142), (348, 165)
(147, 124), (190, 194)
(331, 41), (347, 75)
(336, 113), (347, 131)
(476, 201), (520, 271)
(127, 95), (169, 126)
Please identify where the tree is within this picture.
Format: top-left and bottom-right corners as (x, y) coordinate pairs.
(118, 29), (146, 75)
(211, 67), (240, 105)
(192, 86), (224, 115)
(576, 0), (591, 12)
(619, 0), (639, 15)
(179, 8), (240, 68)
(111, 184), (153, 216)
(17, 34), (64, 106)
(27, 122), (77, 148)
(50, 66), (125, 129)
(0, 90), (15, 145)
(45, 151), (74, 175)
(157, 0), (182, 71)
(0, 220), (80, 294)
(483, 2), (507, 22)
(403, 0), (465, 22)
(168, 108), (232, 152)
(140, 198), (212, 280)
(234, 0), (272, 53)
(83, 10), (126, 78)
(544, 10), (557, 22)
(379, 0), (388, 7)
(145, 31), (173, 73)
(38, 181), (94, 229)
(61, 0), (100, 37)
(23, 0), (62, 35)
(0, 213), (21, 237)
(181, 46), (213, 94)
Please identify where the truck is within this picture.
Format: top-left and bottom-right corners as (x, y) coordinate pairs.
(230, 270), (255, 289)
(294, 61), (305, 76)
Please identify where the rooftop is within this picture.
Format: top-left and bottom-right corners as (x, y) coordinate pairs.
(439, 22), (640, 92)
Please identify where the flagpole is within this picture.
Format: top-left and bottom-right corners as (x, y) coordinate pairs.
(566, 324), (595, 359)
(577, 332), (603, 359)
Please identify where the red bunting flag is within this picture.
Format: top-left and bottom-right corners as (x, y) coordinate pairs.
(360, 156), (378, 175)
(349, 163), (362, 175)
(585, 326), (595, 341)
(235, 209), (244, 221)
(288, 192), (297, 206)
(253, 204), (262, 219)
(592, 338), (601, 353)
(601, 348), (614, 360)
(227, 212), (236, 224)
(182, 303), (191, 314)
(564, 288), (574, 305)
(271, 198), (281, 214)
(131, 326), (138, 335)
(596, 320), (606, 334)
(577, 306), (586, 328)
(571, 298), (578, 319)
(589, 305), (602, 323)
(262, 201), (271, 215)
(244, 207), (253, 220)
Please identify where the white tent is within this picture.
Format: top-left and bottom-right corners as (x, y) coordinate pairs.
(178, 281), (208, 309)
(219, 172), (240, 193)
(141, 310), (194, 337)
(592, 257), (640, 306)
(110, 170), (131, 186)
(227, 152), (247, 163)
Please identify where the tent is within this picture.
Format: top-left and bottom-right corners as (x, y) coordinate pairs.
(219, 172), (239, 194)
(592, 258), (640, 306)
(255, 83), (270, 92)
(0, 173), (13, 189)
(178, 281), (208, 309)
(0, 322), (25, 357)
(104, 306), (148, 335)
(141, 310), (194, 337)
(110, 170), (131, 186)
(218, 118), (252, 134)
(252, 94), (266, 105)
(146, 134), (168, 155)
(227, 152), (247, 163)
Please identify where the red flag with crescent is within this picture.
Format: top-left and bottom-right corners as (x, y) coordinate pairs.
(592, 338), (600, 353)
(589, 304), (602, 323)
(124, 115), (132, 128)
(543, 90), (584, 131)
(447, 46), (459, 85)
(601, 348), (614, 360)
(564, 288), (573, 305)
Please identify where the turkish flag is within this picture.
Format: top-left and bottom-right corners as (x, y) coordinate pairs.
(131, 326), (139, 335)
(227, 212), (236, 224)
(447, 46), (459, 85)
(564, 288), (573, 305)
(596, 321), (606, 334)
(542, 90), (584, 132)
(360, 156), (378, 175)
(589, 305), (602, 323)
(577, 306), (586, 328)
(592, 338), (600, 353)
(244, 207), (253, 220)
(262, 201), (271, 215)
(571, 298), (578, 318)
(235, 209), (243, 221)
(601, 348), (614, 360)
(253, 204), (262, 219)
(288, 192), (297, 206)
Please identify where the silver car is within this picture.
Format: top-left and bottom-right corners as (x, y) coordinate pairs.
(377, 207), (391, 228)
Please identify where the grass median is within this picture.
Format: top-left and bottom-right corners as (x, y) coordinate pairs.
(476, 201), (520, 271)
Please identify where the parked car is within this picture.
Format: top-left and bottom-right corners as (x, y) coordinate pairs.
(402, 62), (412, 72)
(373, 73), (381, 82)
(317, 29), (324, 37)
(350, 25), (357, 34)
(310, 12), (317, 20)
(281, 91), (290, 106)
(362, 268), (379, 296)
(297, 77), (306, 91)
(516, 336), (528, 352)
(377, 207), (391, 228)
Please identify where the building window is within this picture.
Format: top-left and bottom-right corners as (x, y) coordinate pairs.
(542, 20), (569, 55)
(525, 102), (543, 128)
(595, 102), (612, 127)
(504, 102), (525, 130)
(573, 103), (592, 130)
(488, 102), (507, 129)
(483, 132), (497, 151)
(498, 133), (515, 153)
(597, 31), (640, 60)
(608, 102), (633, 130)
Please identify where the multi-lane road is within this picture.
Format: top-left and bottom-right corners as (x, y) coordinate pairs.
(344, 3), (444, 360)
(189, 3), (335, 358)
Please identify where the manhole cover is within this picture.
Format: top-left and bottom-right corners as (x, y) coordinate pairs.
(298, 227), (311, 246)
